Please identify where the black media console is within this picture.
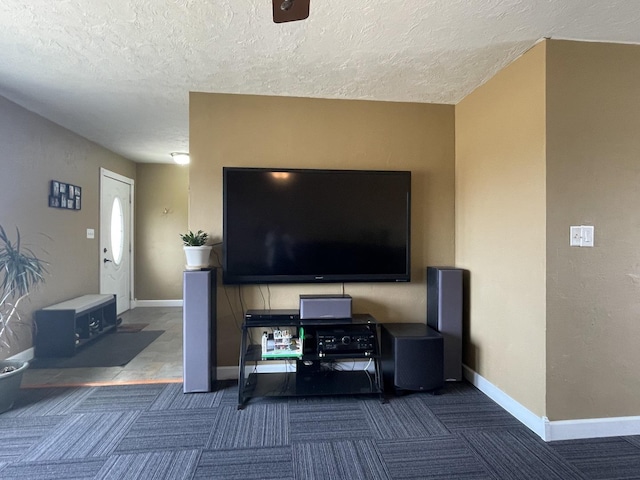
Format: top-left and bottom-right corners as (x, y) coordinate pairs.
(238, 310), (385, 408)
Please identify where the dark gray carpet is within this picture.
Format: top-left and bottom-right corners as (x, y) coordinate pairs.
(30, 331), (164, 368)
(2, 381), (640, 479)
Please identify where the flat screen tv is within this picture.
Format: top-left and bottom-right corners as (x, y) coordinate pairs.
(223, 167), (411, 284)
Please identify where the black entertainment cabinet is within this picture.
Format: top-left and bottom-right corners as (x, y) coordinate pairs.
(238, 311), (385, 409)
(35, 294), (117, 357)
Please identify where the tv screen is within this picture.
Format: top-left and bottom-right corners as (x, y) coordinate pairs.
(223, 167), (411, 284)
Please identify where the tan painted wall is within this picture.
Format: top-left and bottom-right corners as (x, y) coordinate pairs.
(455, 43), (547, 416)
(134, 163), (188, 300)
(190, 93), (455, 366)
(0, 96), (135, 358)
(546, 40), (640, 420)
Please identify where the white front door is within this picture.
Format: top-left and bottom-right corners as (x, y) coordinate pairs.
(100, 168), (134, 315)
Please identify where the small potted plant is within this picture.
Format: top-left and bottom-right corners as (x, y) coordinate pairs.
(0, 225), (47, 413)
(180, 230), (212, 270)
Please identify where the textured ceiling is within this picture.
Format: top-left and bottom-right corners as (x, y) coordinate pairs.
(1, 1), (639, 163)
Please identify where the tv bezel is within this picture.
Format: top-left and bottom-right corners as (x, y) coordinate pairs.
(222, 166), (411, 285)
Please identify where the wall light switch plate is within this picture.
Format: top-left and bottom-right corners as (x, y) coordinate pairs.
(87, 228), (95, 239)
(570, 226), (582, 246)
(581, 225), (594, 247)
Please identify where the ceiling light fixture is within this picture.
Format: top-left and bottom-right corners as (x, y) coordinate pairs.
(171, 152), (190, 165)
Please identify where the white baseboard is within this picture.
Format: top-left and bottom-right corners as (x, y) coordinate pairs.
(217, 366), (238, 380)
(544, 415), (640, 441)
(133, 300), (183, 308)
(463, 365), (546, 439)
(463, 364), (640, 442)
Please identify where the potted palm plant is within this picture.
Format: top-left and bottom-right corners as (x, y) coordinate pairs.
(0, 225), (47, 413)
(180, 230), (212, 269)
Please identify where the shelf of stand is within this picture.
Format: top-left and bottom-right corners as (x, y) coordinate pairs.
(244, 370), (380, 398)
(238, 313), (384, 408)
(244, 344), (376, 362)
(35, 294), (117, 357)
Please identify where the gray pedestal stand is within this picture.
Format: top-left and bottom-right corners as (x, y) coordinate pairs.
(183, 268), (216, 393)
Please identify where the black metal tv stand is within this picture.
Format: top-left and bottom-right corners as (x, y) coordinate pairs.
(238, 311), (385, 409)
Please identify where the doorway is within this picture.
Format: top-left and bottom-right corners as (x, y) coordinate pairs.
(100, 168), (134, 315)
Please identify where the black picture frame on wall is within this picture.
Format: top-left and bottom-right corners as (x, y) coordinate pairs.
(49, 180), (81, 211)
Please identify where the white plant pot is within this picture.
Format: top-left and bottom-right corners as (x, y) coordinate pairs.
(0, 360), (29, 413)
(183, 246), (213, 270)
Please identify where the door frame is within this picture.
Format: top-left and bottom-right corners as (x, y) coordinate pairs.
(99, 167), (135, 309)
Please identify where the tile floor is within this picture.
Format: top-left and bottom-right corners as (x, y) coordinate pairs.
(22, 307), (183, 387)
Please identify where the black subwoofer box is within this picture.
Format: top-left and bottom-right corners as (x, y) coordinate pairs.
(381, 323), (444, 393)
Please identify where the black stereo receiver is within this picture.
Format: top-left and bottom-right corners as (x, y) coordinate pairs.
(244, 309), (299, 326)
(316, 326), (376, 357)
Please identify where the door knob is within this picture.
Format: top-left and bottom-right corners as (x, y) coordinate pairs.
(103, 258), (112, 263)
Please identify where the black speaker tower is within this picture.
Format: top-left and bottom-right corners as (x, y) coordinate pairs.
(427, 266), (463, 381)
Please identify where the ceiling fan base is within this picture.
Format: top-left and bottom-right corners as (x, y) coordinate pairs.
(272, 0), (310, 23)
